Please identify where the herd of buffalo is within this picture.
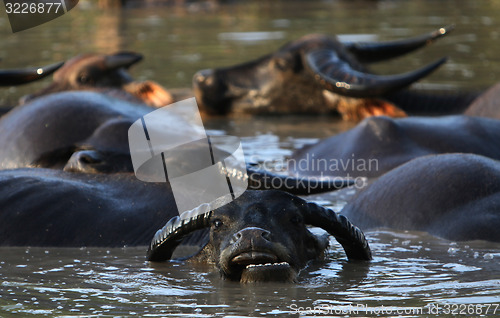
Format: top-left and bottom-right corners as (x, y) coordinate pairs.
(1, 26), (499, 283)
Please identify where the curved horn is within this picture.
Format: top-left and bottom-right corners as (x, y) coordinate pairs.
(305, 49), (447, 98)
(246, 166), (354, 195)
(147, 208), (213, 262)
(343, 25), (454, 63)
(302, 202), (371, 260)
(0, 61), (64, 86)
(105, 51), (143, 70)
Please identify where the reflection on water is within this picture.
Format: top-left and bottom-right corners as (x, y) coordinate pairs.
(1, 0), (500, 316)
(1, 232), (499, 317)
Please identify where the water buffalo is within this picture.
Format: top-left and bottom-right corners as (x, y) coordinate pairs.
(289, 115), (500, 179)
(19, 52), (173, 107)
(0, 169), (174, 247)
(341, 153), (500, 242)
(0, 91), (161, 170)
(0, 168), (371, 283)
(148, 190), (371, 283)
(0, 90), (352, 194)
(193, 26), (477, 120)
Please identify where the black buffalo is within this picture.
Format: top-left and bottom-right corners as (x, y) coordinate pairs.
(341, 153), (500, 242)
(0, 168), (371, 283)
(193, 26), (479, 120)
(148, 189), (371, 283)
(0, 91), (154, 170)
(0, 89), (354, 194)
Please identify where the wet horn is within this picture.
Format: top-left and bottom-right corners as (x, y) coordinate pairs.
(304, 48), (447, 98)
(0, 61), (64, 86)
(147, 207), (213, 262)
(343, 25), (454, 63)
(301, 201), (372, 260)
(245, 165), (354, 195)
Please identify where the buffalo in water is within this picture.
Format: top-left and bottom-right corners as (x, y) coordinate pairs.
(0, 91), (352, 195)
(341, 153), (500, 242)
(0, 168), (371, 283)
(0, 52), (179, 170)
(193, 26), (482, 121)
(18, 51), (174, 107)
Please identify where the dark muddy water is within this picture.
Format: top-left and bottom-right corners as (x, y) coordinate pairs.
(1, 0), (500, 317)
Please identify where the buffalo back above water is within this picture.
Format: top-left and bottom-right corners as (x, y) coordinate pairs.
(0, 169), (176, 247)
(341, 153), (500, 242)
(290, 115), (500, 179)
(0, 91), (196, 170)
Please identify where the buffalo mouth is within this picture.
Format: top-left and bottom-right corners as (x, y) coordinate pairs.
(227, 251), (297, 283)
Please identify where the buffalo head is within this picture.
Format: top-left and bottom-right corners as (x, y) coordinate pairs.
(147, 190), (371, 283)
(193, 27), (451, 120)
(20, 52), (173, 107)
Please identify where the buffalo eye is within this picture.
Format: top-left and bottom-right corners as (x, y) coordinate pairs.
(78, 73), (92, 85)
(212, 219), (223, 229)
(274, 57), (290, 71)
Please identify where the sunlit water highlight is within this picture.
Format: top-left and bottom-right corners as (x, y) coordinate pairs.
(1, 233), (499, 317)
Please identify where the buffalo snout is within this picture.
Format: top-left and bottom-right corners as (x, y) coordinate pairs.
(230, 227), (271, 245)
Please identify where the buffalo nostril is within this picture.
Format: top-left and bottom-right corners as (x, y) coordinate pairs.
(232, 227), (272, 245)
(230, 232), (242, 244)
(194, 73), (205, 84)
(261, 230), (271, 241)
(193, 69), (214, 86)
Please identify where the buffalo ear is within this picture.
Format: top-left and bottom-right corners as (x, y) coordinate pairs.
(301, 201), (372, 261)
(0, 61), (64, 86)
(104, 51), (143, 70)
(303, 48), (446, 98)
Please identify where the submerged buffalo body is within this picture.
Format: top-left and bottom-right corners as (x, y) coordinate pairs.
(193, 26), (479, 120)
(341, 153), (500, 242)
(19, 52), (173, 107)
(290, 115), (500, 179)
(0, 169), (175, 247)
(0, 168), (371, 282)
(0, 91), (170, 170)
